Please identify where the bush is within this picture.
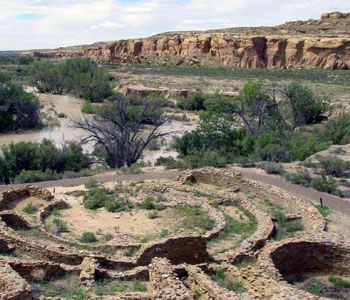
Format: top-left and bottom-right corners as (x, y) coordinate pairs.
(104, 197), (134, 213)
(81, 101), (100, 114)
(262, 162), (284, 174)
(284, 82), (327, 127)
(28, 58), (112, 102)
(85, 178), (98, 189)
(287, 132), (330, 161)
(155, 156), (179, 169)
(182, 150), (228, 169)
(0, 82), (41, 132)
(15, 169), (60, 183)
(176, 93), (207, 111)
(0, 139), (90, 184)
(311, 176), (338, 194)
(323, 113), (350, 145)
(284, 171), (312, 187)
(318, 156), (350, 177)
(140, 196), (155, 210)
(83, 188), (111, 210)
(80, 232), (97, 243)
(50, 218), (68, 235)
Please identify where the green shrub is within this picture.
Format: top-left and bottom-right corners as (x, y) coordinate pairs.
(15, 169), (60, 183)
(155, 156), (179, 169)
(83, 188), (110, 210)
(81, 101), (100, 114)
(0, 82), (41, 133)
(50, 218), (68, 235)
(323, 113), (350, 145)
(284, 82), (327, 127)
(318, 156), (350, 177)
(284, 171), (312, 187)
(0, 139), (89, 184)
(141, 196), (155, 210)
(28, 58), (112, 102)
(22, 203), (38, 214)
(311, 176), (338, 194)
(182, 150), (228, 169)
(80, 232), (97, 243)
(262, 162), (284, 174)
(104, 197), (133, 213)
(176, 93), (207, 111)
(85, 178), (98, 189)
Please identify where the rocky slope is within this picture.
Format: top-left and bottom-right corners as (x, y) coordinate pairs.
(26, 12), (350, 69)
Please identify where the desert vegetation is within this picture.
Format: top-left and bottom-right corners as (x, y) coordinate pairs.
(0, 139), (90, 184)
(0, 71), (41, 132)
(27, 58), (113, 102)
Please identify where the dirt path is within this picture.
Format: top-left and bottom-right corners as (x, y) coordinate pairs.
(232, 167), (350, 215)
(0, 170), (182, 193)
(1, 167), (350, 216)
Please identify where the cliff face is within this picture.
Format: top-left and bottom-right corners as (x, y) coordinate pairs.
(29, 12), (350, 70)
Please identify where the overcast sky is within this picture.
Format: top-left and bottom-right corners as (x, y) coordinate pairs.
(1, 0), (350, 51)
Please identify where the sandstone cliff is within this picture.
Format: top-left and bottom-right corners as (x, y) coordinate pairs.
(26, 12), (350, 70)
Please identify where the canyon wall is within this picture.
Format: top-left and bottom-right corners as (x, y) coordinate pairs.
(28, 12), (350, 70)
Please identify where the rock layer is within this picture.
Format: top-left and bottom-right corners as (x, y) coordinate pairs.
(26, 12), (350, 70)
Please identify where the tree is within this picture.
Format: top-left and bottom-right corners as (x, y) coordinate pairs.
(0, 82), (41, 132)
(27, 58), (112, 101)
(74, 95), (169, 168)
(282, 82), (327, 128)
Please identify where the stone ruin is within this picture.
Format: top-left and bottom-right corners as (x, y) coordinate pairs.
(0, 169), (348, 300)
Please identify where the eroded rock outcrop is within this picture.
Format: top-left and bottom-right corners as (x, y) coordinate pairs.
(26, 12), (350, 70)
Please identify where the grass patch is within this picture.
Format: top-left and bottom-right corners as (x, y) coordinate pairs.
(32, 275), (87, 299)
(314, 204), (332, 220)
(272, 210), (303, 241)
(304, 279), (327, 295)
(329, 276), (350, 288)
(212, 269), (245, 293)
(22, 202), (38, 214)
(110, 64), (350, 87)
(209, 208), (257, 251)
(175, 205), (214, 232)
(95, 279), (147, 296)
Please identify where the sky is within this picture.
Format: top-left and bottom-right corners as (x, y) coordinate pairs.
(1, 0), (350, 51)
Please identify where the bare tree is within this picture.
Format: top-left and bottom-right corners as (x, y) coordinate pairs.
(74, 97), (169, 168)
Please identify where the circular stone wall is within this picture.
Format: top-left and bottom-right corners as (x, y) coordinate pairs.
(270, 241), (350, 282)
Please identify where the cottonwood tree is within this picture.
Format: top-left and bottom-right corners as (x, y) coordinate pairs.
(74, 95), (169, 168)
(282, 82), (328, 128)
